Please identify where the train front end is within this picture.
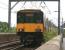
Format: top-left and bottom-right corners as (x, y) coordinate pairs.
(16, 9), (45, 48)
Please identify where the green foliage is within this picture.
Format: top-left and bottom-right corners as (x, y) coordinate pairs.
(8, 27), (16, 33)
(0, 22), (9, 32)
(63, 29), (65, 37)
(0, 22), (16, 33)
(43, 26), (58, 42)
(44, 18), (58, 42)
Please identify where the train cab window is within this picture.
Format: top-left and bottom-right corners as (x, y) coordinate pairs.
(25, 16), (32, 22)
(17, 12), (43, 23)
(36, 20), (42, 23)
(17, 14), (24, 23)
(35, 14), (43, 23)
(24, 14), (34, 23)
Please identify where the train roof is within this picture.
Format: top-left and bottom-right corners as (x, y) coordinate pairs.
(17, 9), (43, 13)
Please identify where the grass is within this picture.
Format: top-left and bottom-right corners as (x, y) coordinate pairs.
(63, 29), (65, 37)
(43, 27), (58, 42)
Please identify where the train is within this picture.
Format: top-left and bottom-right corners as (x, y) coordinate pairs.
(16, 9), (45, 48)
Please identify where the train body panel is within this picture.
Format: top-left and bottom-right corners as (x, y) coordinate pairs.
(17, 23), (45, 32)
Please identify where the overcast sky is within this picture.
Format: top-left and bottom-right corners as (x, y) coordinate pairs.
(0, 0), (64, 27)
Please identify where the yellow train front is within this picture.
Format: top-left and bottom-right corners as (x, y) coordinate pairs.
(16, 9), (45, 48)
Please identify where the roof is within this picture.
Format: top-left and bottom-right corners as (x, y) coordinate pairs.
(10, 0), (59, 2)
(17, 9), (43, 13)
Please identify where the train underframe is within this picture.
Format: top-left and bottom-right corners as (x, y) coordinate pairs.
(17, 32), (44, 48)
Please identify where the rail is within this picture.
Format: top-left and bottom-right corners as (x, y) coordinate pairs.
(0, 40), (21, 50)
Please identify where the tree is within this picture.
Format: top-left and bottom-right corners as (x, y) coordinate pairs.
(0, 22), (16, 32)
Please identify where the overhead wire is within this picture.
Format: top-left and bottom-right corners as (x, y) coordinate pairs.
(31, 1), (38, 8)
(39, 1), (46, 11)
(12, 1), (26, 13)
(40, 1), (58, 26)
(11, 1), (20, 9)
(42, 1), (51, 14)
(20, 1), (26, 9)
(39, 1), (43, 8)
(0, 1), (52, 14)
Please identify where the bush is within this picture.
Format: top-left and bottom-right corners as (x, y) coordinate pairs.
(43, 27), (58, 42)
(0, 22), (16, 33)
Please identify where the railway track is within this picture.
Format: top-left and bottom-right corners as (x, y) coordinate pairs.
(0, 40), (21, 50)
(0, 40), (36, 50)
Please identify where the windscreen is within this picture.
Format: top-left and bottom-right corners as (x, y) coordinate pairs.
(17, 12), (43, 23)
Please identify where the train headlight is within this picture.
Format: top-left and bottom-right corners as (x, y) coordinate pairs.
(18, 28), (24, 32)
(35, 29), (41, 32)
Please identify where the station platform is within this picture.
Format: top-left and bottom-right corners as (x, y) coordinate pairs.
(36, 35), (61, 50)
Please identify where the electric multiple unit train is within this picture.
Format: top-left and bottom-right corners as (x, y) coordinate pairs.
(16, 9), (45, 48)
